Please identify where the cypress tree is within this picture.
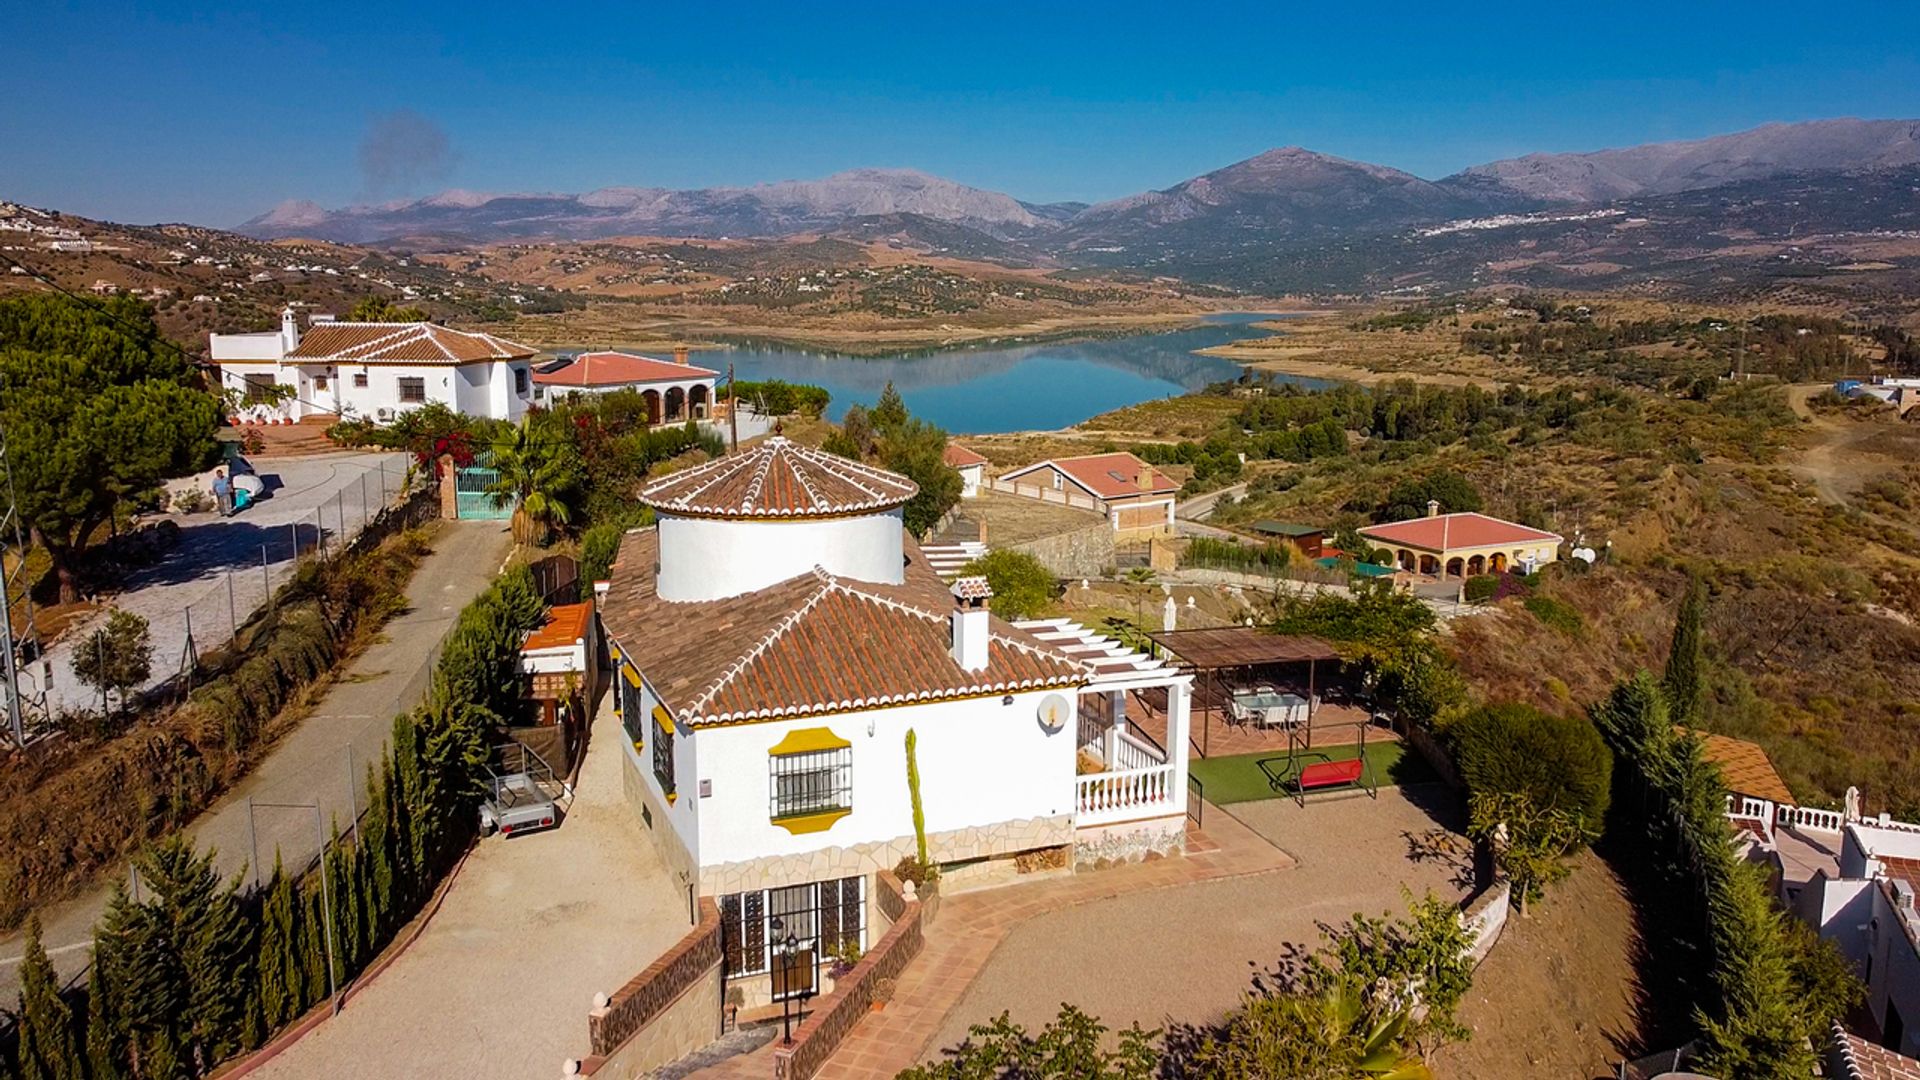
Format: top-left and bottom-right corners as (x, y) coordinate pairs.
(138, 1028), (185, 1080)
(133, 836), (253, 1072)
(256, 857), (298, 1030)
(363, 761), (395, 938)
(84, 956), (127, 1080)
(15, 916), (83, 1080)
(1664, 573), (1708, 726)
(297, 886), (329, 1011)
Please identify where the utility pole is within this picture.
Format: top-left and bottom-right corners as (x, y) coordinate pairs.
(728, 362), (739, 454)
(0, 380), (47, 747)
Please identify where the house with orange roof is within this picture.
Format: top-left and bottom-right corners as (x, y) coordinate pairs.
(209, 307), (538, 423)
(942, 442), (989, 498)
(596, 437), (1195, 1009)
(532, 347), (720, 424)
(1357, 501), (1562, 578)
(995, 451), (1180, 535)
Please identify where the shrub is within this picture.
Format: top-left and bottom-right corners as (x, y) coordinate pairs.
(1448, 703), (1612, 841)
(1523, 594), (1583, 635)
(960, 549), (1057, 620)
(1462, 574), (1500, 603)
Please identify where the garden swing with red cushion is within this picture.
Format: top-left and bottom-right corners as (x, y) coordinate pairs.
(1259, 713), (1379, 807)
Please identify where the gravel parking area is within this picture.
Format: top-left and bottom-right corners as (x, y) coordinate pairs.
(929, 783), (1472, 1051)
(253, 695), (692, 1080)
(34, 450), (407, 715)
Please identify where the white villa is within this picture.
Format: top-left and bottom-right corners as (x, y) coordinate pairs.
(532, 349), (720, 423)
(596, 437), (1193, 1005)
(209, 308), (537, 423)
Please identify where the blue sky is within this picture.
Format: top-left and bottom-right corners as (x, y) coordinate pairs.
(5, 0), (1918, 226)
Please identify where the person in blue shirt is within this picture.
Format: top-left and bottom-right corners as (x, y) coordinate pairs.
(211, 469), (232, 517)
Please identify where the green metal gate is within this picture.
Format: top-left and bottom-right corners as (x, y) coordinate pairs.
(454, 460), (515, 520)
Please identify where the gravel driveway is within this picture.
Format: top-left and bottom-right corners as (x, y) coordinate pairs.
(928, 783), (1472, 1051)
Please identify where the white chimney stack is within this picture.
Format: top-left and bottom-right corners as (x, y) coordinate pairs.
(1426, 499), (1442, 519)
(949, 576), (992, 673)
(280, 306), (300, 354)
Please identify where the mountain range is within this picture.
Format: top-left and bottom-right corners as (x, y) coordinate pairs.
(239, 118), (1920, 251)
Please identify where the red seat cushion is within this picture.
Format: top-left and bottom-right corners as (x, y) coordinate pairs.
(1298, 759), (1365, 789)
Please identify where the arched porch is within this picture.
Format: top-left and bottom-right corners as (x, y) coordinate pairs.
(689, 382), (710, 418)
(665, 385), (687, 422)
(640, 388), (662, 425)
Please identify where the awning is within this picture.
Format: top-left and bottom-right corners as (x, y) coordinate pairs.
(1144, 627), (1339, 671)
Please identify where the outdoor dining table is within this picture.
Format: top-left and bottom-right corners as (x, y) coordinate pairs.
(1232, 690), (1309, 727)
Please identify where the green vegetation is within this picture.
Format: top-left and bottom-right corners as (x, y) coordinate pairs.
(1592, 672), (1860, 1079)
(0, 293), (221, 602)
(70, 609), (153, 717)
(821, 382), (961, 537)
(0, 529), (429, 931)
(345, 297), (427, 322)
(905, 891), (1469, 1078)
(1379, 470), (1481, 522)
(1186, 742), (1423, 805)
(485, 415), (582, 544)
(1446, 703), (1611, 907)
(728, 378), (830, 418)
(0, 564), (548, 1079)
(1520, 595), (1582, 636)
(1270, 585), (1466, 731)
(959, 549), (1056, 621)
(1663, 573), (1707, 727)
(1182, 535), (1292, 576)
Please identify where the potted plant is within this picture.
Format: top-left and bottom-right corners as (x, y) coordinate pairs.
(871, 977), (896, 1013)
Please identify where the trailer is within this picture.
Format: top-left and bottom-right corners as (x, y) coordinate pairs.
(479, 740), (566, 838)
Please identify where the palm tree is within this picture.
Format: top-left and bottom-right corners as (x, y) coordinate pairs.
(486, 418), (578, 544)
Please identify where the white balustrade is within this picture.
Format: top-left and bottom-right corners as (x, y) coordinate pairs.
(1075, 764), (1177, 826)
(1112, 729), (1165, 772)
(1775, 804), (1846, 833)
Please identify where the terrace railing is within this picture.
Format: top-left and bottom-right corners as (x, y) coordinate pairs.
(1075, 764), (1178, 827)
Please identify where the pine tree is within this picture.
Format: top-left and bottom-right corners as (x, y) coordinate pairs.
(130, 837), (253, 1073)
(84, 957), (127, 1080)
(15, 916), (83, 1080)
(1663, 573), (1708, 726)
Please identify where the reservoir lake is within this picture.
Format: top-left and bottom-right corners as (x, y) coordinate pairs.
(698, 313), (1323, 434)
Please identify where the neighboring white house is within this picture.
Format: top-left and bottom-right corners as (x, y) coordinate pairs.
(597, 437), (1193, 1006)
(208, 308), (537, 423)
(531, 349), (720, 423)
(943, 442), (988, 498)
(1790, 815), (1920, 1057)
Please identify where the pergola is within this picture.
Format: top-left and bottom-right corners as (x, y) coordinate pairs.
(1145, 627), (1341, 756)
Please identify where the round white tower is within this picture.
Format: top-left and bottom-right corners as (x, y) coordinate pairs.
(640, 437), (919, 602)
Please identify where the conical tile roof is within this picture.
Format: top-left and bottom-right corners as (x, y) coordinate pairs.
(639, 436), (917, 519)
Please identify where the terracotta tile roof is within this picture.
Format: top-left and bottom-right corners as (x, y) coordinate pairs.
(1833, 1023), (1920, 1079)
(286, 322), (536, 364)
(1879, 856), (1920, 895)
(1002, 452), (1178, 499)
(943, 443), (989, 469)
(640, 436), (917, 519)
(1357, 512), (1563, 553)
(598, 529), (1084, 726)
(1693, 730), (1797, 805)
(533, 350), (718, 387)
(522, 602), (593, 652)
(950, 576), (992, 602)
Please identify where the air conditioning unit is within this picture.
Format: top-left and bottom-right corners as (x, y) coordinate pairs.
(376, 408), (394, 421)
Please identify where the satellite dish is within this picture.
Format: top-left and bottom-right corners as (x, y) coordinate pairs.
(1572, 547), (1597, 564)
(1036, 693), (1071, 734)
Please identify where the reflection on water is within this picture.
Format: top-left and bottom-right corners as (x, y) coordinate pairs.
(688, 313), (1324, 434)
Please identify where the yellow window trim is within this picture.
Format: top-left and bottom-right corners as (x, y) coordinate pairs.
(772, 807), (850, 835)
(621, 665), (642, 688)
(653, 704), (676, 735)
(767, 726), (851, 756)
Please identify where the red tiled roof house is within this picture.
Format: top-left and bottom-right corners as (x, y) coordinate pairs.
(996, 451), (1180, 535)
(209, 307), (538, 423)
(1357, 501), (1563, 578)
(595, 437), (1196, 1011)
(532, 348), (720, 425)
(942, 442), (989, 498)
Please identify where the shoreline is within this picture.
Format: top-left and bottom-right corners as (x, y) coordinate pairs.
(508, 310), (1224, 357)
(1195, 343), (1498, 388)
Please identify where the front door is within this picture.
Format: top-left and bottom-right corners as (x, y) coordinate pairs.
(300, 367), (337, 417)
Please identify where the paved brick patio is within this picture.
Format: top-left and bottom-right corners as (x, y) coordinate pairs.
(684, 808), (1291, 1080)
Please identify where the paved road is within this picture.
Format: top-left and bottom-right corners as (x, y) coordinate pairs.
(0, 518), (515, 996)
(32, 451), (409, 716)
(1175, 482), (1248, 522)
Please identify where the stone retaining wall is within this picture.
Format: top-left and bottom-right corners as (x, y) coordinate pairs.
(1071, 814), (1187, 870)
(773, 872), (926, 1080)
(581, 899), (723, 1076)
(1459, 875), (1512, 965)
(1009, 522), (1116, 579)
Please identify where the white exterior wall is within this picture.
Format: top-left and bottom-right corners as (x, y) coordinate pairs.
(521, 641), (588, 676)
(957, 463), (983, 498)
(1863, 884), (1920, 1057)
(623, 670), (702, 868)
(690, 689), (1077, 871)
(654, 510), (906, 601)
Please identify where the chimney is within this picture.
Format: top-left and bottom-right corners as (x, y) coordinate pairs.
(1426, 499), (1441, 519)
(673, 344), (690, 367)
(280, 306), (300, 353)
(1136, 462), (1153, 491)
(949, 576), (993, 673)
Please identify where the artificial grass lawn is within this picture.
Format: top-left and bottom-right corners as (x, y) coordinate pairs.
(1186, 739), (1434, 805)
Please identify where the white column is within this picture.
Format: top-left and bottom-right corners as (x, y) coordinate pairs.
(1167, 679), (1192, 816)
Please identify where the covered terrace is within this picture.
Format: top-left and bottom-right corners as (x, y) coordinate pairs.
(1140, 626), (1378, 759)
